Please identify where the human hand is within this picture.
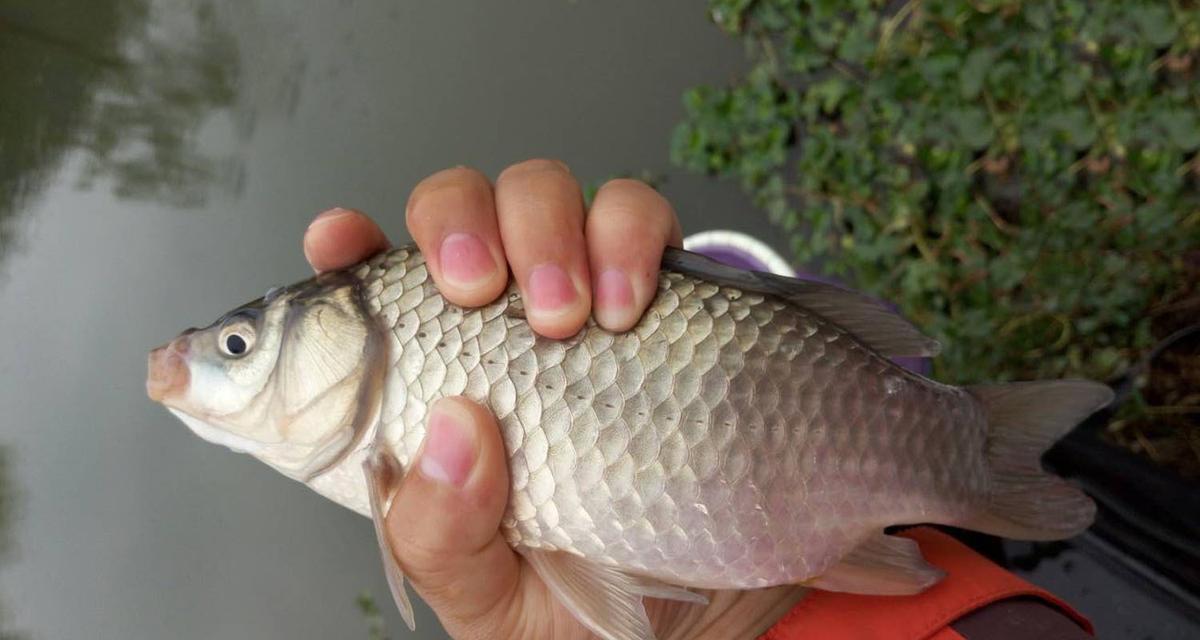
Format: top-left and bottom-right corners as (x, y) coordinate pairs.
(302, 160), (806, 639)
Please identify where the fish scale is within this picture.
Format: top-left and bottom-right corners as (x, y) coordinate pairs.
(336, 247), (989, 589)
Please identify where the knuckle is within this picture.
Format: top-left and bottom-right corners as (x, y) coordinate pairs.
(590, 207), (670, 247)
(590, 198), (643, 225)
(395, 532), (455, 576)
(598, 177), (655, 197)
(411, 166), (486, 200)
(406, 182), (493, 238)
(463, 578), (527, 639)
(592, 181), (675, 234)
(496, 160), (584, 228)
(498, 188), (584, 230)
(409, 562), (463, 596)
(407, 167), (489, 216)
(497, 158), (571, 183)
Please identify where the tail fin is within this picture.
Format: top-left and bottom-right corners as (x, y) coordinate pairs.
(964, 380), (1114, 541)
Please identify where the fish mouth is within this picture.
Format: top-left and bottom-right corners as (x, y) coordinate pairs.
(146, 332), (192, 403)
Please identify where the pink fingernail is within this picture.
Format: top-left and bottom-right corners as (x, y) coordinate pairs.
(439, 233), (497, 290)
(594, 268), (635, 328)
(419, 404), (477, 488)
(527, 263), (579, 313)
(595, 268), (634, 308)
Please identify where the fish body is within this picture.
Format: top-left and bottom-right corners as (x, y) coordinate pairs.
(148, 245), (1112, 640)
(330, 248), (985, 586)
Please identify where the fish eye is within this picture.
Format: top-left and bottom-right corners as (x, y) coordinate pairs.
(218, 323), (256, 358)
(225, 334), (247, 355)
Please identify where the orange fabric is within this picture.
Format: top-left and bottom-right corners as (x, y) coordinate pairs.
(760, 527), (1093, 640)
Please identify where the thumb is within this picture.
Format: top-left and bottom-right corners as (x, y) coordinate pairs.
(386, 396), (524, 638)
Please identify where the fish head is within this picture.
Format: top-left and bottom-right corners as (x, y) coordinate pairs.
(147, 273), (384, 479)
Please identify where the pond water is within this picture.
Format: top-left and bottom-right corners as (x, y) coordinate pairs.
(0, 1), (1195, 639)
(0, 1), (767, 638)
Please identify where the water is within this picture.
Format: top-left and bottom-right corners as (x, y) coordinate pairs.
(2, 1), (1195, 639)
(0, 1), (763, 638)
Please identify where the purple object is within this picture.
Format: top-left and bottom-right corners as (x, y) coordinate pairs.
(684, 230), (932, 375)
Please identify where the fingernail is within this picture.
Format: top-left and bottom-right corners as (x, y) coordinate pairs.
(419, 403), (478, 488)
(527, 263), (579, 315)
(439, 233), (497, 290)
(593, 268), (634, 327)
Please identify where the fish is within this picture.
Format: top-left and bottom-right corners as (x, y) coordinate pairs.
(146, 245), (1112, 640)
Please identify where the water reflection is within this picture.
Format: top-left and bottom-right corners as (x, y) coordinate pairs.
(0, 0), (301, 269)
(0, 1), (240, 629)
(0, 448), (22, 640)
(1, 2), (301, 636)
(73, 0), (244, 207)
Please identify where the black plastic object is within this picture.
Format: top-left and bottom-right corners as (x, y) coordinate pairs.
(1044, 413), (1200, 618)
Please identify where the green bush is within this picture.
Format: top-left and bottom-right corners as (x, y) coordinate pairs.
(673, 0), (1200, 385)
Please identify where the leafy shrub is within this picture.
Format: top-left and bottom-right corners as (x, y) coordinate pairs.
(672, 0), (1200, 386)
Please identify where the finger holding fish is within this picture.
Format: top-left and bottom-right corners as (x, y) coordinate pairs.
(297, 168), (694, 638)
(381, 397), (532, 638)
(493, 158), (593, 339)
(405, 167), (509, 308)
(586, 179), (683, 332)
(302, 207), (389, 273)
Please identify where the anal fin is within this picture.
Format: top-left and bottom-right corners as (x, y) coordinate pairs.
(363, 447), (416, 630)
(523, 549), (707, 640)
(809, 533), (945, 596)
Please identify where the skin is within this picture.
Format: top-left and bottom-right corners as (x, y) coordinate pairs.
(302, 159), (807, 640)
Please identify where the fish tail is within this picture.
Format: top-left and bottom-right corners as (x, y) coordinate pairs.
(963, 380), (1113, 541)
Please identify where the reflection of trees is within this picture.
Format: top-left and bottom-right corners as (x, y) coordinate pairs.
(1, 0), (267, 628)
(0, 0), (250, 265)
(0, 447), (23, 640)
(76, 1), (245, 206)
(0, 0), (133, 265)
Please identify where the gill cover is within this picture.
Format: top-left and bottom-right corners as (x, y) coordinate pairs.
(172, 272), (386, 481)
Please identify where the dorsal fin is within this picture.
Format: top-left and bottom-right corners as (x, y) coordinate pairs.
(660, 248), (941, 358)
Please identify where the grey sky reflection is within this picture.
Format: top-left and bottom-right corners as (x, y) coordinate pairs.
(0, 0), (303, 270)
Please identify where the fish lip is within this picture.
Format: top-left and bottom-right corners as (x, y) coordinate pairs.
(146, 335), (192, 403)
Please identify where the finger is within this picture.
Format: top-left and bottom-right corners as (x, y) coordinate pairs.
(494, 159), (591, 339)
(406, 167), (508, 307)
(386, 397), (523, 638)
(586, 180), (683, 331)
(302, 207), (390, 273)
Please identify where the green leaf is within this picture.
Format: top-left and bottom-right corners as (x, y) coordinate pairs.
(947, 107), (994, 150)
(1156, 110), (1200, 151)
(837, 12), (878, 63)
(959, 48), (995, 99)
(1047, 108), (1097, 150)
(808, 77), (848, 114)
(1131, 5), (1177, 47)
(674, 0), (1200, 400)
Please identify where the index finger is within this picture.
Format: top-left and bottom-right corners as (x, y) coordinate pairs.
(302, 207), (390, 273)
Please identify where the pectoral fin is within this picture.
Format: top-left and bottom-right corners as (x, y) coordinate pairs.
(523, 549), (708, 640)
(363, 447), (416, 630)
(808, 533), (945, 595)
